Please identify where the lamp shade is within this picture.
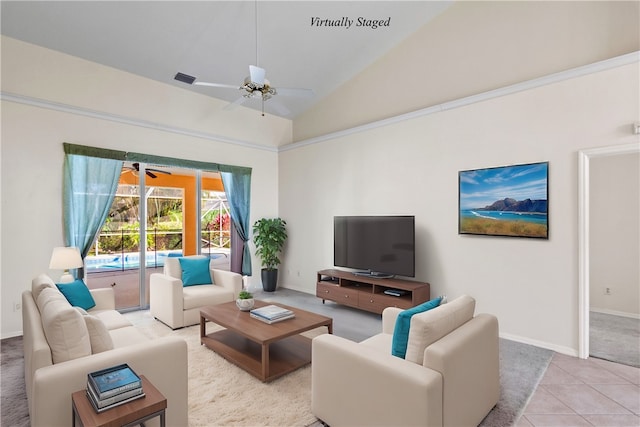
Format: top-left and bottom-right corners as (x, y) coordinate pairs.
(49, 247), (83, 270)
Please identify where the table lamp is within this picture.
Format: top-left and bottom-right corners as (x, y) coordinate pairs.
(49, 247), (83, 283)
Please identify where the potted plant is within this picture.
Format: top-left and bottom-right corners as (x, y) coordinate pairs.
(253, 217), (287, 292)
(236, 289), (254, 311)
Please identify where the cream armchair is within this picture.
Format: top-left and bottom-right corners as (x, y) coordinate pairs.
(150, 255), (243, 329)
(311, 295), (499, 427)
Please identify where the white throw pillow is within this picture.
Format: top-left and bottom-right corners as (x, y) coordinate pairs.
(32, 274), (56, 301)
(78, 309), (114, 354)
(404, 295), (476, 364)
(35, 287), (68, 313)
(40, 296), (91, 363)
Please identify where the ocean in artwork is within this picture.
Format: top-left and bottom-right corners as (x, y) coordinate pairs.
(460, 209), (547, 225)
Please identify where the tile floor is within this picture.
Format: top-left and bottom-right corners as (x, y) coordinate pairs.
(517, 354), (640, 427)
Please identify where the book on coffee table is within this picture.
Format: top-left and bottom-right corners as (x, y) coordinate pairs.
(250, 312), (295, 324)
(250, 305), (295, 322)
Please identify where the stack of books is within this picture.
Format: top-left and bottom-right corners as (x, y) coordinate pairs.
(250, 305), (295, 324)
(86, 364), (145, 413)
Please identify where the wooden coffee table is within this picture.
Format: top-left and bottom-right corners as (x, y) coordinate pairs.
(200, 300), (333, 382)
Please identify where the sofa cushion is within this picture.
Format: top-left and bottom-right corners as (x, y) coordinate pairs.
(183, 285), (234, 310)
(391, 297), (442, 359)
(90, 310), (133, 330)
(39, 290), (91, 363)
(178, 257), (213, 286)
(405, 295), (476, 364)
(56, 279), (96, 310)
(108, 326), (152, 348)
(32, 273), (56, 300)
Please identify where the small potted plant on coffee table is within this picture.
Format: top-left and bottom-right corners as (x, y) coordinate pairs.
(236, 289), (254, 311)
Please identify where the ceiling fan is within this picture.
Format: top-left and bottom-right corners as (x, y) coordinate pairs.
(176, 65), (314, 116)
(122, 163), (171, 179)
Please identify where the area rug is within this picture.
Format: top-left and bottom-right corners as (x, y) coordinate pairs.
(135, 319), (325, 427)
(479, 338), (553, 427)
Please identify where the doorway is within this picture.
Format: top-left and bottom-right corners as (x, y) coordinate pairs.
(578, 142), (640, 364)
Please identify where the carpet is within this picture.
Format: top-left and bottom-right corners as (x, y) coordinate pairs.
(134, 318), (325, 427)
(590, 311), (640, 368)
(0, 336), (29, 427)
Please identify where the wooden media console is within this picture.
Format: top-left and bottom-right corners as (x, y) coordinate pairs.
(316, 269), (430, 314)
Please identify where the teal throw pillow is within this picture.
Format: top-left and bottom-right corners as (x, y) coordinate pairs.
(391, 296), (442, 359)
(178, 257), (212, 287)
(56, 279), (96, 311)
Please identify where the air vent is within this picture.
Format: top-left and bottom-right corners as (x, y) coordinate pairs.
(174, 72), (196, 85)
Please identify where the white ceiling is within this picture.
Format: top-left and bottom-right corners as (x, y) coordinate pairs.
(1, 1), (452, 118)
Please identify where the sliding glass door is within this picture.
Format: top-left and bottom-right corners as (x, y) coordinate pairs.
(85, 163), (229, 310)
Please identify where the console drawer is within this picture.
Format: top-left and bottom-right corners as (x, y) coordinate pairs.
(317, 282), (359, 308)
(359, 293), (413, 314)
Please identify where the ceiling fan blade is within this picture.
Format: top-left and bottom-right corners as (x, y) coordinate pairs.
(147, 168), (171, 175)
(275, 87), (315, 98)
(268, 100), (291, 116)
(249, 65), (266, 86)
(194, 82), (241, 90)
(223, 96), (249, 111)
(145, 170), (157, 179)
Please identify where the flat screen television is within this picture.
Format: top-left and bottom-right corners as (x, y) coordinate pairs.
(334, 215), (415, 278)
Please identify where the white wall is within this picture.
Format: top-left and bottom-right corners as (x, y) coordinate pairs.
(589, 153), (640, 317)
(294, 1), (640, 141)
(0, 37), (290, 337)
(278, 62), (640, 356)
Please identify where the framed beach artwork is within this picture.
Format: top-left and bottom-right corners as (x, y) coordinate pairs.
(458, 162), (549, 239)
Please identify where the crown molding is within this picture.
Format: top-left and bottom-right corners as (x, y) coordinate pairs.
(0, 92), (278, 153)
(281, 51), (640, 152)
(2, 51), (637, 155)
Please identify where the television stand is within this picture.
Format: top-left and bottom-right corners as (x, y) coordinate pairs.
(317, 269), (430, 315)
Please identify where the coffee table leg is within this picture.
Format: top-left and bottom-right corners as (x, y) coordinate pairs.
(200, 315), (205, 344)
(262, 342), (269, 380)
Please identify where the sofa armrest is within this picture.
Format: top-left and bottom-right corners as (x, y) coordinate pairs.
(149, 273), (184, 328)
(424, 313), (500, 427)
(381, 306), (403, 334)
(30, 336), (188, 427)
(212, 269), (243, 299)
(89, 287), (115, 310)
(312, 334), (442, 427)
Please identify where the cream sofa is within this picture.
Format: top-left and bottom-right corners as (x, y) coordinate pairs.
(22, 274), (188, 427)
(150, 255), (243, 329)
(312, 295), (499, 427)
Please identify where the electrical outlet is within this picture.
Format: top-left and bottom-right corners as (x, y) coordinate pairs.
(13, 302), (21, 311)
(605, 287), (612, 295)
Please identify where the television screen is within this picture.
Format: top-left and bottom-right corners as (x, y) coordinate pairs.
(334, 215), (415, 278)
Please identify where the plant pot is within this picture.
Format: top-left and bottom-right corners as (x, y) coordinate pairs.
(236, 298), (255, 311)
(261, 269), (278, 292)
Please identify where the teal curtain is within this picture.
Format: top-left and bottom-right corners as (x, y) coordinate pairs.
(63, 153), (122, 278)
(221, 169), (252, 276)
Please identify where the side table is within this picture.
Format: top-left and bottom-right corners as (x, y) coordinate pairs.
(72, 375), (166, 427)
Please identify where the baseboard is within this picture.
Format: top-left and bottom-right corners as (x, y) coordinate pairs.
(500, 332), (578, 358)
(590, 308), (640, 320)
(1, 330), (23, 340)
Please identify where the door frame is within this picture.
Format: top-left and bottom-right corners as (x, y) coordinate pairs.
(578, 142), (640, 359)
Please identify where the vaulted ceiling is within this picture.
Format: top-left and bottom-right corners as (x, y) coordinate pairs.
(1, 1), (452, 118)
